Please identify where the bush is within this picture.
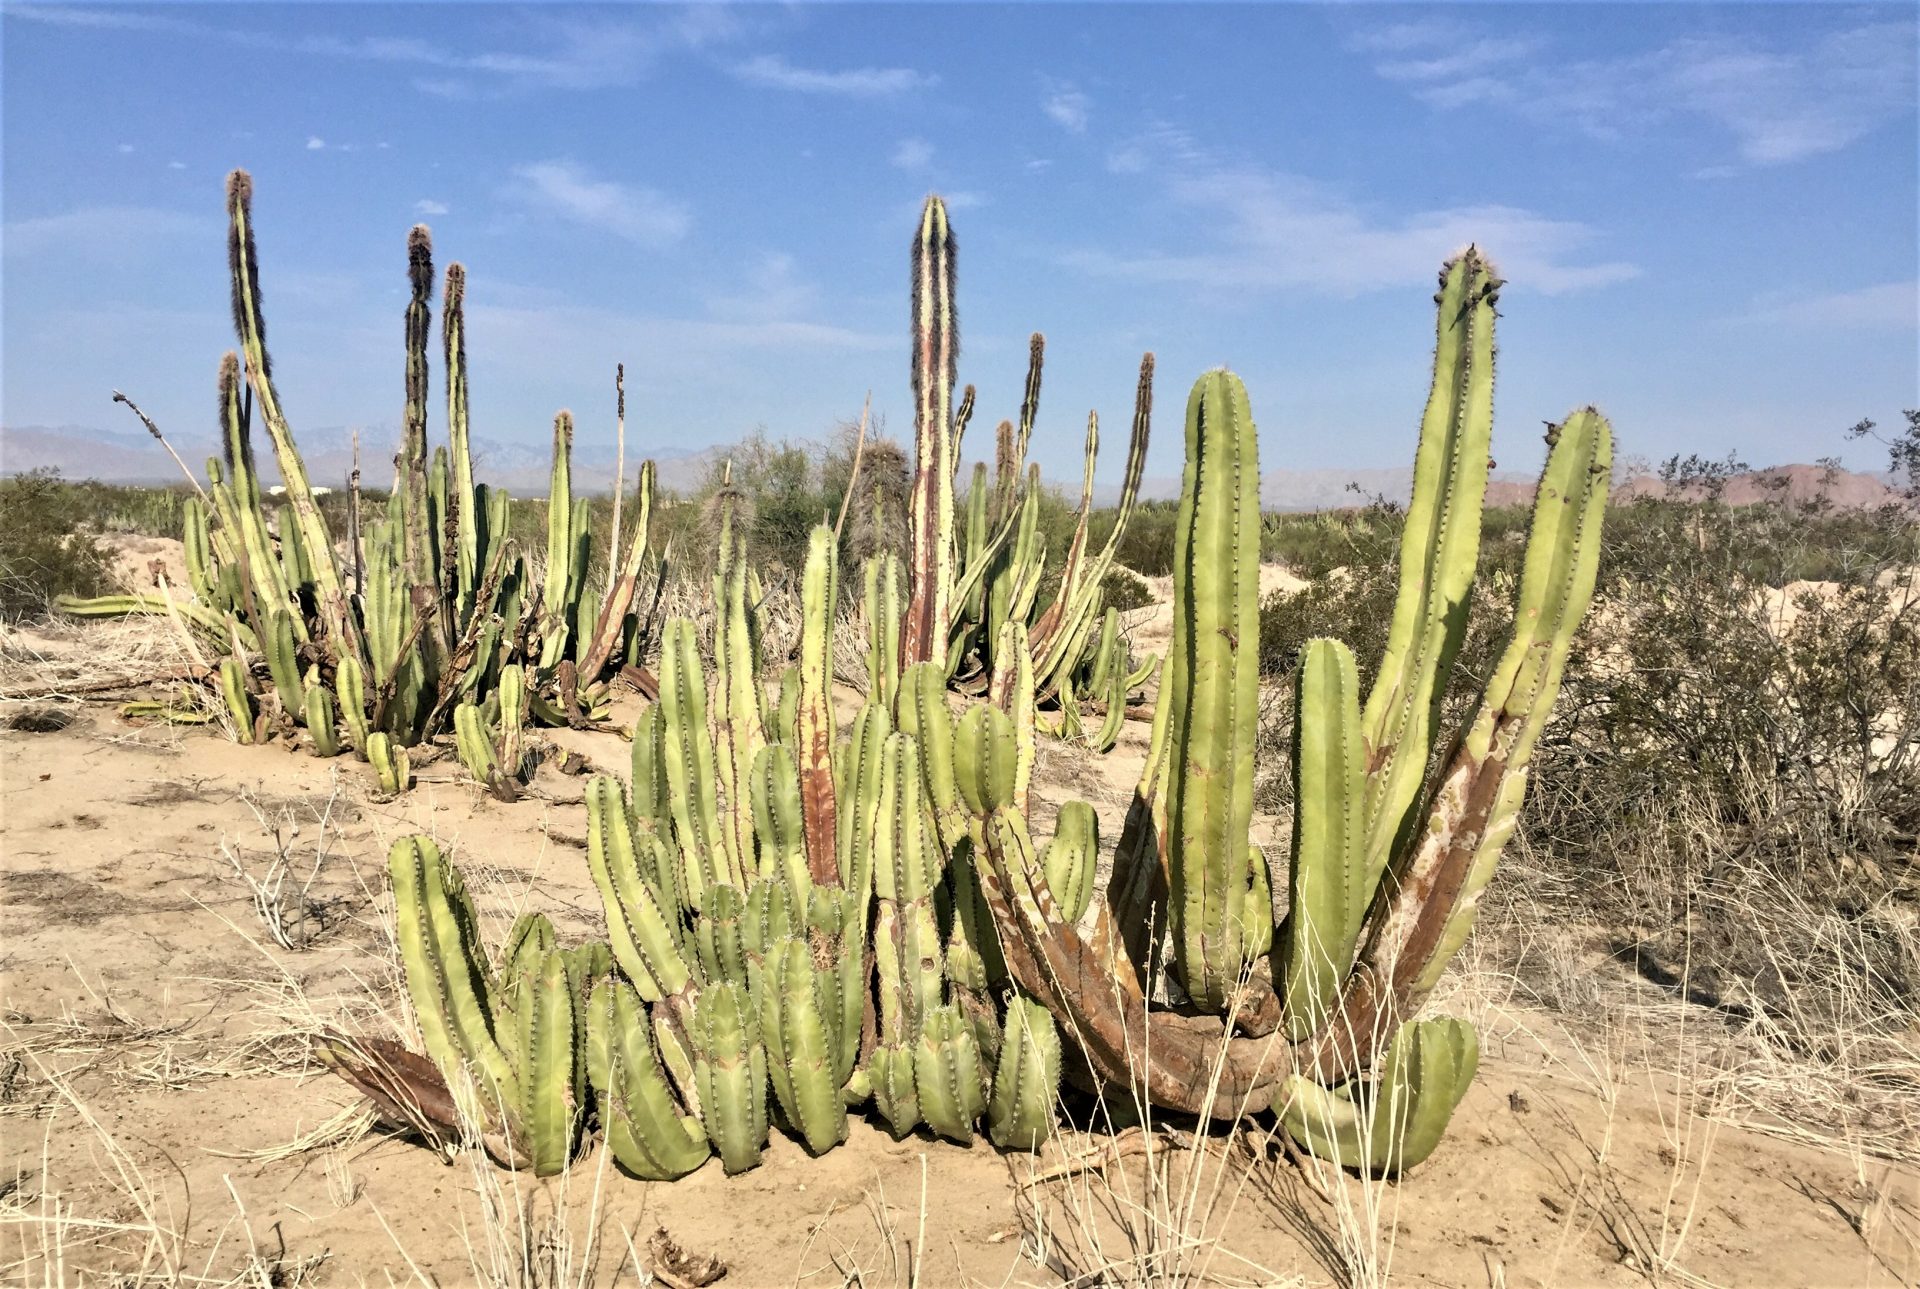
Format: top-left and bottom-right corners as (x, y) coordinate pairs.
(1256, 460), (1920, 1028)
(0, 469), (114, 620)
(1099, 566), (1154, 614)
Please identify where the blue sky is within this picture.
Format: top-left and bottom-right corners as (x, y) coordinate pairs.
(3, 2), (1915, 487)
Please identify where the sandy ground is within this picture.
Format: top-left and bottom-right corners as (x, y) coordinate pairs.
(2, 613), (1916, 1287)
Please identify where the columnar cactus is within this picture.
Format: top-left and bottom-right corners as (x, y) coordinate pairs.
(387, 837), (586, 1175)
(952, 261), (1611, 1174)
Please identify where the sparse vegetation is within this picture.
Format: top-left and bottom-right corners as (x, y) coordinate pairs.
(0, 469), (115, 620)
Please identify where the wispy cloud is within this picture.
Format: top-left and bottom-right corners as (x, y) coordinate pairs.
(1042, 81), (1090, 133)
(1358, 18), (1916, 166)
(3, 205), (217, 258)
(1748, 281), (1918, 330)
(10, 3), (746, 95)
(891, 137), (935, 171)
(731, 54), (935, 97)
(414, 199), (450, 217)
(1076, 122), (1637, 296)
(505, 161), (690, 247)
(306, 136), (327, 151)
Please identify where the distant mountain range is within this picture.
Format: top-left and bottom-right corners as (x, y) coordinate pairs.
(4, 423), (1904, 512)
(1, 422), (724, 495)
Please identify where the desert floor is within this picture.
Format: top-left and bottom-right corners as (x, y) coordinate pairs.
(2, 609), (1916, 1288)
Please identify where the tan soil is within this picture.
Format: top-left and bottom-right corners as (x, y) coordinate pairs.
(2, 616), (1915, 1286)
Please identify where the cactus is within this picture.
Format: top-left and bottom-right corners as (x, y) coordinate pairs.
(589, 977), (710, 1180)
(1164, 371), (1264, 1014)
(951, 268), (1611, 1178)
(1280, 1018), (1479, 1175)
(219, 657), (257, 743)
(387, 838), (583, 1174)
(903, 196), (958, 669)
(368, 732), (410, 795)
(304, 684), (340, 757)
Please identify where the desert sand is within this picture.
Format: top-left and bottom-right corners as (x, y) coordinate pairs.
(2, 606), (1915, 1287)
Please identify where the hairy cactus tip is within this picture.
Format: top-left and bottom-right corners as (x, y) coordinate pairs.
(225, 167), (253, 214)
(407, 224), (433, 294)
(443, 261), (465, 305)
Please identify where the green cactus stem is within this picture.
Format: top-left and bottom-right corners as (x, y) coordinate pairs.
(903, 195), (957, 668)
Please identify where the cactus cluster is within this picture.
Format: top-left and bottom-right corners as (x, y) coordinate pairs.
(58, 172), (663, 789)
(964, 255), (1612, 1172)
(900, 198), (1160, 750)
(96, 180), (1615, 1178)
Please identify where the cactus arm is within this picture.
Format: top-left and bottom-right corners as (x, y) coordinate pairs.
(442, 263), (480, 612)
(453, 703), (499, 784)
(503, 947), (578, 1175)
(368, 732), (410, 794)
(265, 610), (303, 720)
(1359, 250), (1500, 875)
(1280, 638), (1367, 1039)
(794, 526), (841, 887)
(1165, 371), (1263, 1010)
(913, 1003), (987, 1144)
(219, 657), (257, 743)
(398, 225), (446, 662)
(1332, 411), (1612, 1062)
(756, 939), (848, 1154)
(303, 684), (340, 757)
(711, 499), (766, 872)
(588, 979), (711, 1180)
(864, 552), (903, 711)
(54, 593), (252, 646)
(222, 171), (359, 665)
(1281, 1017), (1479, 1174)
(216, 353), (298, 632)
(986, 995), (1060, 1151)
(688, 979), (768, 1173)
(903, 195), (957, 667)
(660, 619), (739, 899)
(537, 412), (577, 668)
(335, 654), (371, 756)
(387, 838), (518, 1123)
(1029, 409), (1100, 657)
(584, 776), (694, 1003)
(580, 460), (656, 683)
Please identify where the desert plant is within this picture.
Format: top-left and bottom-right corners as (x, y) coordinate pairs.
(953, 253), (1612, 1173)
(899, 197), (1158, 746)
(55, 171), (661, 762)
(0, 468), (113, 620)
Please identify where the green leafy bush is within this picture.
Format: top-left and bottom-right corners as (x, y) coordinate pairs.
(0, 469), (114, 620)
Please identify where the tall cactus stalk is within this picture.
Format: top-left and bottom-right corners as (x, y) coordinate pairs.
(903, 196), (957, 668)
(1360, 249), (1499, 874)
(1165, 372), (1263, 1012)
(223, 170), (360, 664)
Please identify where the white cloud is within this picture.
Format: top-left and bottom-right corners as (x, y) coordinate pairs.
(3, 206), (216, 258)
(731, 54), (934, 97)
(168, 160), (186, 170)
(506, 161), (690, 247)
(116, 143), (135, 154)
(1025, 158), (1053, 174)
(891, 138), (935, 171)
(1356, 18), (1916, 167)
(414, 199), (450, 216)
(1748, 281), (1918, 329)
(306, 136), (327, 151)
(1042, 82), (1090, 133)
(1072, 123), (1637, 297)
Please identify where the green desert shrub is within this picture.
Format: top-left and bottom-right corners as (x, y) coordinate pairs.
(0, 469), (114, 619)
